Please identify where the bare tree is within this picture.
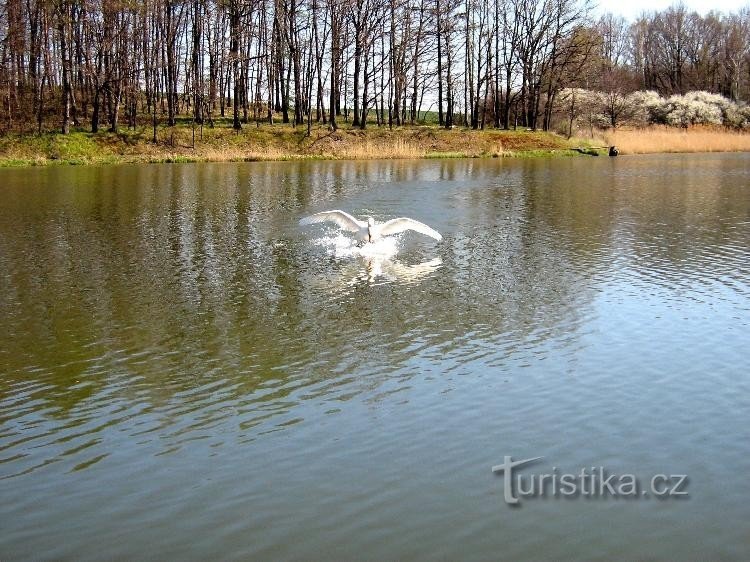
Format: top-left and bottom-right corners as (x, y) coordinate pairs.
(2, 0), (748, 137)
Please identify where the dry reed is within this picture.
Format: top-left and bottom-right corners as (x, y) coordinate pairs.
(604, 126), (750, 154)
(329, 138), (426, 160)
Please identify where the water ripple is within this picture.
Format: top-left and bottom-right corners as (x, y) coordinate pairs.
(0, 156), (748, 559)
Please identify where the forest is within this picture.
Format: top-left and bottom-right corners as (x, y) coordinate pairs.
(1, 0), (750, 137)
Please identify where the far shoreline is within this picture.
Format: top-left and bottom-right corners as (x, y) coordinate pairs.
(1, 124), (749, 169)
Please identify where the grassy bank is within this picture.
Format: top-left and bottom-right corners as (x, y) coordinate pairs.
(2, 122), (748, 167)
(603, 126), (750, 154)
(0, 123), (582, 167)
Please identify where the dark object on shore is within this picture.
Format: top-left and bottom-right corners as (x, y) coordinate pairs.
(609, 146), (619, 157)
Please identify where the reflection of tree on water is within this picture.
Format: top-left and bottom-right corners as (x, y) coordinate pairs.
(1, 156), (749, 475)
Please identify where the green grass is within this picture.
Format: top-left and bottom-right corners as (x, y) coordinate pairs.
(0, 121), (592, 167)
(0, 158), (39, 167)
(425, 151), (474, 159)
(505, 148), (583, 158)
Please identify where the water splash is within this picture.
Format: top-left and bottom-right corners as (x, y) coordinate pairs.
(309, 232), (441, 286)
(313, 233), (400, 260)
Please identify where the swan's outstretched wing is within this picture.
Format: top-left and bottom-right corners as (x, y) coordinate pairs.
(377, 217), (442, 241)
(299, 210), (365, 233)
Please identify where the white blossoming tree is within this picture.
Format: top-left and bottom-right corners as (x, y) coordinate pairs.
(664, 93), (724, 127)
(555, 88), (750, 130)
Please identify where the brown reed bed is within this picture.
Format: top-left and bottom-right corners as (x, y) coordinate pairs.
(603, 126), (750, 155)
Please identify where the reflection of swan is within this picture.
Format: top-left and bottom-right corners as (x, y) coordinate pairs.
(362, 256), (443, 283)
(300, 210), (442, 243)
(318, 255), (442, 288)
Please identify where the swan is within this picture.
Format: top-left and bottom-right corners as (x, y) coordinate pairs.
(299, 210), (442, 243)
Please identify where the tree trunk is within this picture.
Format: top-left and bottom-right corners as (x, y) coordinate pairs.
(58, 4), (71, 134)
(352, 24), (362, 127)
(436, 0), (443, 126)
(231, 4), (241, 129)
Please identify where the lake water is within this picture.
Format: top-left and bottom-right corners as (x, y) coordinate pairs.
(1, 154), (749, 560)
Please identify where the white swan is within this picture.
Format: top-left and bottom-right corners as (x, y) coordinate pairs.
(299, 210), (442, 243)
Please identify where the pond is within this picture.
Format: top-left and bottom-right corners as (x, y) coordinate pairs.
(1, 154), (749, 559)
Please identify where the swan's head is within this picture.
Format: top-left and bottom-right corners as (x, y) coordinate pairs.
(367, 217), (375, 227)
